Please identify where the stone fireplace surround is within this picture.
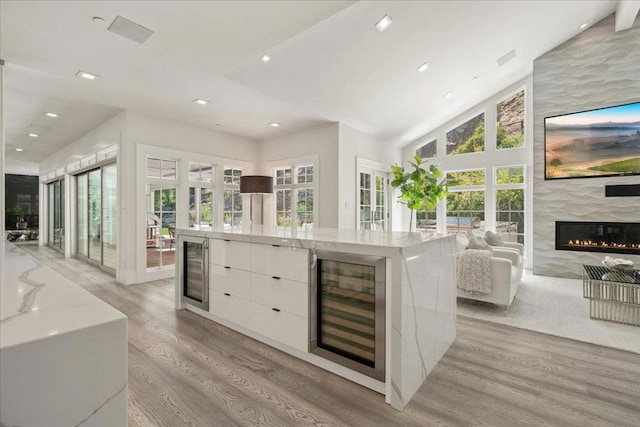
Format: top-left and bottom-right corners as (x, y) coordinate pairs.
(532, 14), (640, 278)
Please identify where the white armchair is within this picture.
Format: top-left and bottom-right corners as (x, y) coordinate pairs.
(456, 235), (522, 308)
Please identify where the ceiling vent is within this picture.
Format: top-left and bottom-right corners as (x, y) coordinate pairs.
(496, 49), (517, 67)
(108, 16), (154, 44)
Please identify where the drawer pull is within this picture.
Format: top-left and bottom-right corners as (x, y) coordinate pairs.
(224, 292), (231, 296)
(272, 276), (281, 280)
(224, 266), (231, 269)
(223, 239), (231, 242)
(272, 308), (281, 312)
(272, 244), (281, 247)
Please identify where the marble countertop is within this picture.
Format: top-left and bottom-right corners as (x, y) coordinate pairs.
(178, 225), (450, 253)
(0, 241), (126, 350)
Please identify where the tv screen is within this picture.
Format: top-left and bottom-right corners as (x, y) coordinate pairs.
(544, 101), (640, 180)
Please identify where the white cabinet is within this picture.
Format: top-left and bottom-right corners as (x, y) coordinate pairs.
(250, 302), (308, 352)
(206, 238), (310, 353)
(209, 265), (251, 300)
(210, 239), (251, 270)
(250, 273), (308, 318)
(209, 289), (251, 329)
(251, 244), (309, 282)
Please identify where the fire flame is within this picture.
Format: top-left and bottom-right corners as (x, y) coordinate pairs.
(567, 239), (640, 249)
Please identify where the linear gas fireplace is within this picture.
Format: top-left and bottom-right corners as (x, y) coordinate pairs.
(556, 221), (640, 255)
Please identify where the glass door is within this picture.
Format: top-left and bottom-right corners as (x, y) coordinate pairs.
(75, 163), (117, 272)
(311, 252), (386, 381)
(77, 174), (88, 257)
(88, 169), (102, 263)
(146, 184), (176, 269)
(47, 178), (65, 251)
(102, 163), (117, 270)
(358, 169), (388, 231)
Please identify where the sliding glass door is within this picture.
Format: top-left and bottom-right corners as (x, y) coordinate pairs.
(47, 178), (65, 251)
(75, 163), (117, 272)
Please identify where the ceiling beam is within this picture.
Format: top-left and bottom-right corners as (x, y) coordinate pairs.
(615, 0), (640, 31)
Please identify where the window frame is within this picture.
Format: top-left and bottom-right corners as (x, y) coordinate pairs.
(268, 156), (319, 232)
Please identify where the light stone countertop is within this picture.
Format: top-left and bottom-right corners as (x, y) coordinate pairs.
(0, 240), (126, 349)
(178, 225), (451, 257)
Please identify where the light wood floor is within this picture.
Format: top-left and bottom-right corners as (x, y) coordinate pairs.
(19, 244), (640, 427)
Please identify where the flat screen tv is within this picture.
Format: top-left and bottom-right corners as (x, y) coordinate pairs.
(544, 101), (640, 180)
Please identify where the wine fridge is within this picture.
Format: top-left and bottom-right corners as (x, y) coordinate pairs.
(179, 235), (209, 311)
(310, 251), (385, 381)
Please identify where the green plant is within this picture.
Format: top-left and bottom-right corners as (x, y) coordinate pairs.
(6, 205), (30, 216)
(391, 155), (448, 231)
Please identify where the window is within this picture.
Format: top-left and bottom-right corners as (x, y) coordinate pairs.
(189, 162), (214, 228)
(416, 209), (436, 232)
(446, 113), (485, 155)
(273, 163), (315, 231)
(146, 157), (176, 180)
(497, 90), (525, 149)
(446, 169), (485, 234)
(416, 138), (437, 159)
(495, 166), (525, 244)
(223, 167), (242, 228)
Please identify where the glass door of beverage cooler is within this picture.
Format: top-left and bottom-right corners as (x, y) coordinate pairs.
(311, 252), (386, 381)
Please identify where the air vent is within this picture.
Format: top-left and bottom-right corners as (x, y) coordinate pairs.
(108, 16), (154, 44)
(497, 49), (516, 67)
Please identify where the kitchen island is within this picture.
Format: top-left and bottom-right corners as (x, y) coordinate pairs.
(175, 226), (456, 410)
(0, 241), (128, 426)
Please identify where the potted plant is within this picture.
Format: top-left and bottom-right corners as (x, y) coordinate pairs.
(6, 205), (30, 229)
(391, 155), (448, 232)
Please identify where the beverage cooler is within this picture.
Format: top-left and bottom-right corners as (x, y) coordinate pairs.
(179, 235), (209, 311)
(311, 251), (386, 381)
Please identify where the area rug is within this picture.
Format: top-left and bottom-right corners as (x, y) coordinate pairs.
(457, 271), (640, 354)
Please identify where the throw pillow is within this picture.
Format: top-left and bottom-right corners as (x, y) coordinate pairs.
(465, 230), (482, 241)
(456, 234), (469, 252)
(484, 230), (505, 246)
(467, 236), (493, 254)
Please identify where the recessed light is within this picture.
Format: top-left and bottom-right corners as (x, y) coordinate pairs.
(375, 15), (392, 32)
(443, 92), (453, 99)
(28, 133), (39, 138)
(269, 122), (281, 127)
(44, 112), (59, 118)
(193, 98), (209, 105)
(260, 54), (271, 63)
(580, 22), (589, 30)
(417, 62), (430, 73)
(76, 70), (98, 80)
(16, 148), (24, 152)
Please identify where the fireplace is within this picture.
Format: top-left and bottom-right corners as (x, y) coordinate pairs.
(555, 221), (640, 255)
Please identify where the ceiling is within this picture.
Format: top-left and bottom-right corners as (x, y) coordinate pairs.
(1, 1), (630, 165)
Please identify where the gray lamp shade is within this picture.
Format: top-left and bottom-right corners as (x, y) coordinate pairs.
(239, 175), (273, 194)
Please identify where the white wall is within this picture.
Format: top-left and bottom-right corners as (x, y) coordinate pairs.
(402, 76), (534, 267)
(258, 123), (339, 228)
(5, 159), (39, 176)
(338, 123), (401, 230)
(122, 111), (259, 283)
(38, 109), (259, 284)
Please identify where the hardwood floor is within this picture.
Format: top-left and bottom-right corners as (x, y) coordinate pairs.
(18, 244), (640, 427)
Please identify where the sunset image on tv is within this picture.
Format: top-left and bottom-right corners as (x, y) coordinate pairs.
(545, 102), (640, 179)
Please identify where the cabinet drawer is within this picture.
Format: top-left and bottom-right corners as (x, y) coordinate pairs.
(210, 239), (251, 270)
(250, 302), (308, 353)
(209, 265), (251, 300)
(209, 290), (251, 329)
(251, 273), (308, 318)
(251, 244), (309, 282)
